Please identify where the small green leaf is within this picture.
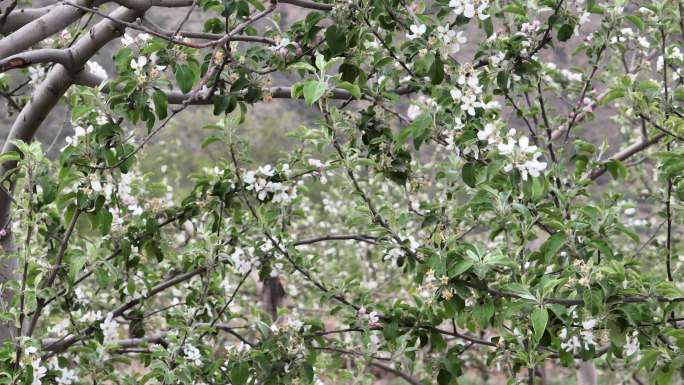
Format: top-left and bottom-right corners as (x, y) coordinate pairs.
(625, 14), (644, 32)
(541, 232), (567, 263)
(557, 24), (574, 42)
(302, 81), (328, 106)
(325, 25), (346, 54)
(289, 62), (316, 73)
(605, 159), (628, 179)
(448, 259), (474, 277)
(230, 362), (250, 385)
(531, 307), (548, 343)
(428, 54), (444, 85)
(600, 89), (624, 105)
(336, 81), (361, 99)
(462, 162), (477, 188)
(175, 64), (197, 94)
(152, 90), (168, 119)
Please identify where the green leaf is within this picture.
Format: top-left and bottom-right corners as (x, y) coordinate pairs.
(448, 259), (474, 277)
(0, 151), (20, 163)
(174, 64), (197, 94)
(473, 298), (494, 327)
(325, 25), (346, 54)
(289, 62), (316, 73)
(625, 14), (644, 32)
(336, 81), (361, 99)
(152, 90), (168, 119)
(428, 55), (444, 85)
(502, 283), (536, 301)
(462, 162), (477, 188)
(599, 89), (624, 105)
(201, 135), (221, 148)
(531, 307), (548, 343)
(541, 232), (567, 263)
(230, 362), (249, 385)
(213, 95), (229, 115)
(482, 17), (494, 37)
(302, 81), (328, 106)
(557, 24), (574, 42)
(605, 159), (628, 179)
(502, 4), (526, 16)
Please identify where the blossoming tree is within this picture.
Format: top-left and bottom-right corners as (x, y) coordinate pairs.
(0, 0), (682, 383)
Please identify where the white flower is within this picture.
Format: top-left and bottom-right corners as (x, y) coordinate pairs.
(183, 344), (202, 365)
(31, 359), (47, 385)
(101, 312), (118, 343)
(86, 60), (108, 79)
(449, 0), (473, 18)
(368, 311), (380, 324)
(582, 319), (597, 330)
(407, 104), (421, 121)
(579, 12), (591, 25)
(520, 157), (547, 180)
(121, 33), (135, 46)
(131, 56), (147, 72)
(137, 33), (152, 43)
(497, 139), (515, 155)
(55, 367), (77, 385)
(270, 37), (292, 52)
(28, 66), (46, 85)
(308, 158), (329, 184)
(477, 123), (497, 142)
(89, 174), (103, 192)
(406, 24), (426, 40)
(624, 330), (639, 356)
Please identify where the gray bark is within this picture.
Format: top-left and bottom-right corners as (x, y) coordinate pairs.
(0, 0), (91, 59)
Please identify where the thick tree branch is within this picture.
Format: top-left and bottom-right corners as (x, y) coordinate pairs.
(0, 49), (75, 73)
(0, 6), (52, 34)
(0, 0), (92, 60)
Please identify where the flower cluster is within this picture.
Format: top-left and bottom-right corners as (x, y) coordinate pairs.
(244, 164), (298, 204)
(476, 126), (547, 180)
(61, 125), (94, 151)
(435, 25), (467, 55)
(416, 269), (437, 306)
(100, 312), (118, 344)
(228, 246), (259, 274)
(448, 0), (489, 20)
(559, 318), (598, 353)
(121, 32), (152, 47)
(449, 69), (498, 117)
(183, 344), (202, 366)
(406, 24), (426, 40)
(130, 53), (166, 84)
(357, 307), (380, 326)
(495, 133), (547, 180)
(86, 60), (108, 81)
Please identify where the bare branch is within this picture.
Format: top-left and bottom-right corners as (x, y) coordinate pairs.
(588, 133), (666, 180)
(141, 17), (275, 45)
